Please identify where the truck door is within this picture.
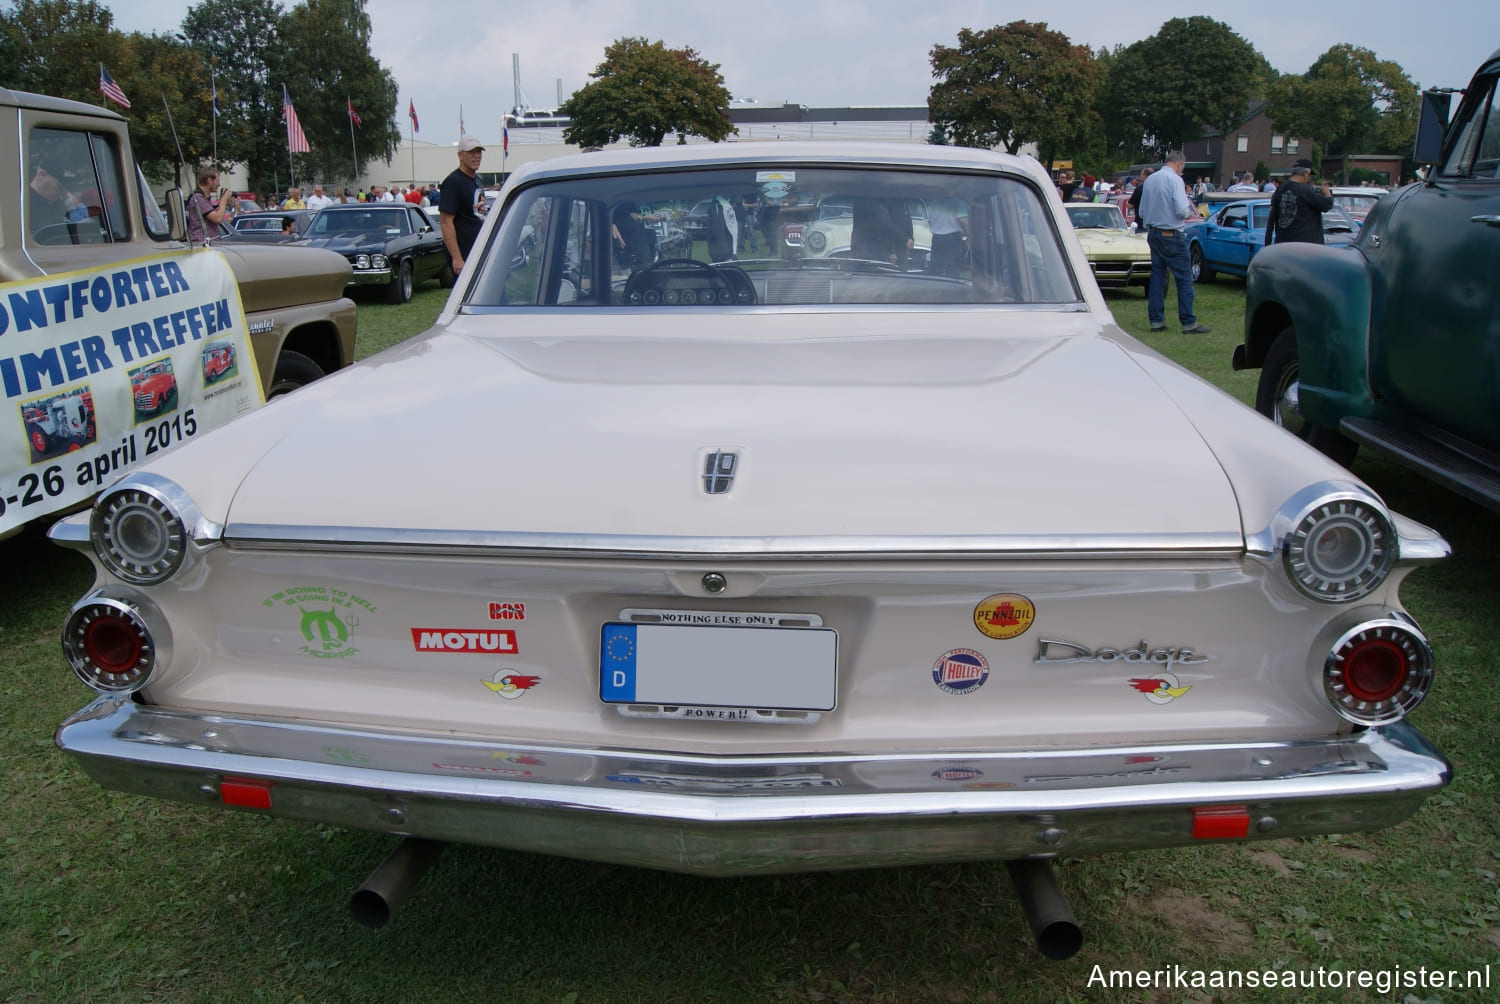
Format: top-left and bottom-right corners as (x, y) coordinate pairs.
(1374, 65), (1500, 450)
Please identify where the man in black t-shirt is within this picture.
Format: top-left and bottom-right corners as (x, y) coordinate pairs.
(1265, 159), (1334, 246)
(439, 135), (485, 275)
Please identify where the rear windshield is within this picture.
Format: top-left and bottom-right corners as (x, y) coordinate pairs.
(466, 165), (1080, 308)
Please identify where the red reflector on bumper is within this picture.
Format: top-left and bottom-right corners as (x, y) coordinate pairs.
(221, 777), (273, 809)
(1192, 805), (1249, 839)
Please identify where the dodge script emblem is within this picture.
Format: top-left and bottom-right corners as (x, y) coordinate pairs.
(702, 449), (738, 494)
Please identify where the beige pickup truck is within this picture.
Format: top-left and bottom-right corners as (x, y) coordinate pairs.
(2, 87), (357, 538)
(3, 87), (356, 393)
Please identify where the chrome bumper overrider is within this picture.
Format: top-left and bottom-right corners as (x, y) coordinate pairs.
(57, 698), (1451, 876)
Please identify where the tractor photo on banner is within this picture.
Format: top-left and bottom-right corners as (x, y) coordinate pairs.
(0, 249), (263, 535)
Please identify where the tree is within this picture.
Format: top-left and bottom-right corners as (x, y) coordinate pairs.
(277, 0), (399, 186)
(561, 37), (733, 148)
(115, 31), (214, 184)
(0, 0), (122, 99)
(927, 22), (1101, 166)
(182, 0), (286, 191)
(1267, 44), (1418, 182)
(1100, 17), (1265, 159)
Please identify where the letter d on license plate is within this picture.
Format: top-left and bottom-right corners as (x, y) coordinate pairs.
(600, 623), (837, 711)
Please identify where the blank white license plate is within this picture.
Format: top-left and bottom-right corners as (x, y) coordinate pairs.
(599, 622), (837, 711)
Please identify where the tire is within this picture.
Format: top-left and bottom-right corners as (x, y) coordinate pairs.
(27, 424), (50, 455)
(385, 259), (413, 304)
(266, 350), (327, 399)
(1189, 243), (1215, 283)
(1254, 327), (1357, 467)
(439, 261), (456, 288)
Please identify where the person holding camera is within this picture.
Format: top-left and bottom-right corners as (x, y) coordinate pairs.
(187, 166), (234, 243)
(1265, 159), (1333, 245)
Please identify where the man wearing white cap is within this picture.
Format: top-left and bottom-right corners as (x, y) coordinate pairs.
(440, 135), (485, 275)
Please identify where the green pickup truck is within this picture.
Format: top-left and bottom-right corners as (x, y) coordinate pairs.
(1234, 47), (1500, 510)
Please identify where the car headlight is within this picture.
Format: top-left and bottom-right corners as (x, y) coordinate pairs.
(805, 230), (827, 252)
(90, 474), (205, 585)
(1323, 618), (1432, 725)
(371, 254), (388, 269)
(62, 592), (171, 694)
(354, 254), (370, 269)
(1283, 494), (1395, 602)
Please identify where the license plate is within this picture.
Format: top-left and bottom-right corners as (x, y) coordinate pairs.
(599, 622), (837, 711)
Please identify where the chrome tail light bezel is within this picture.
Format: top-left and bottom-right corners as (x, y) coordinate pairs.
(61, 592), (172, 694)
(1323, 617), (1433, 726)
(90, 474), (211, 585)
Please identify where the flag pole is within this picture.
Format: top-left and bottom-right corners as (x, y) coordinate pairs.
(210, 66), (217, 166)
(410, 111), (415, 184)
(348, 95), (358, 182)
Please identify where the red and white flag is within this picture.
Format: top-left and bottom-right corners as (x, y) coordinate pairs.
(347, 97), (362, 128)
(282, 85), (309, 153)
(98, 64), (131, 109)
(408, 99), (419, 133)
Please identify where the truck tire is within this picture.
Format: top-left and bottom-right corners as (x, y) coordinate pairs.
(27, 424), (50, 455)
(1255, 327), (1357, 467)
(385, 259), (413, 304)
(267, 350), (326, 399)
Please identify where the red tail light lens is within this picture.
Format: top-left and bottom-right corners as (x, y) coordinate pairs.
(1324, 619), (1432, 725)
(62, 594), (170, 694)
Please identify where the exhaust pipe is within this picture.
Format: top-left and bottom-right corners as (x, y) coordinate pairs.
(1006, 859), (1083, 960)
(350, 838), (445, 928)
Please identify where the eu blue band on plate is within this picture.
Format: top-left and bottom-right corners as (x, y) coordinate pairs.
(600, 623), (638, 702)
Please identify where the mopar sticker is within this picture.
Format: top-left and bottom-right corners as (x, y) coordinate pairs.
(973, 593), (1035, 640)
(264, 585), (375, 660)
(932, 648), (989, 695)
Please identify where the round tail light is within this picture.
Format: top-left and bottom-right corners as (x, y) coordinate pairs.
(1324, 619), (1432, 725)
(62, 595), (170, 694)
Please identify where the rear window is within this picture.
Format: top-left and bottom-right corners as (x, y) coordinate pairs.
(466, 165), (1080, 308)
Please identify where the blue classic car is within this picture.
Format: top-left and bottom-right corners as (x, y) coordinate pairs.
(1185, 197), (1359, 282)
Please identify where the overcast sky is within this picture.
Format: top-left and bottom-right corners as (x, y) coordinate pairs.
(110, 0), (1498, 145)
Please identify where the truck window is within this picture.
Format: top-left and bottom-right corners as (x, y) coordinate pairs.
(26, 126), (129, 245)
(1439, 75), (1500, 179)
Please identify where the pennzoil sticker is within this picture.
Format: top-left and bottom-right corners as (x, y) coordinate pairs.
(933, 648), (989, 695)
(973, 593), (1035, 640)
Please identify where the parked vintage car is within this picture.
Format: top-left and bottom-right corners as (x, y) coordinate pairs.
(52, 142), (1451, 954)
(1329, 186), (1389, 223)
(798, 196), (933, 267)
(1064, 203), (1150, 288)
(1186, 197), (1360, 282)
(220, 209), (316, 242)
(1235, 47), (1500, 509)
(301, 203), (453, 303)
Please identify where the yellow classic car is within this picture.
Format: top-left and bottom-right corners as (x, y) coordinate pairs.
(1065, 202), (1150, 288)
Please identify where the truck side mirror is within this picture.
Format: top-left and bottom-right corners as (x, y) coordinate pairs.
(1413, 90), (1452, 166)
(165, 188), (187, 242)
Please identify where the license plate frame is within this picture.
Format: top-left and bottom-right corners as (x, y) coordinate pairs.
(599, 621), (838, 712)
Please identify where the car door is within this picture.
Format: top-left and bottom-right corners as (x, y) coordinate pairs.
(1203, 204), (1257, 274)
(406, 206), (445, 281)
(1373, 64), (1500, 449)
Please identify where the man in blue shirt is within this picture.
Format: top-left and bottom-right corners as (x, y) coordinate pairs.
(1138, 151), (1211, 334)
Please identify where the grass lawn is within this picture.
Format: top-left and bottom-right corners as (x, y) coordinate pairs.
(1, 275), (1496, 1002)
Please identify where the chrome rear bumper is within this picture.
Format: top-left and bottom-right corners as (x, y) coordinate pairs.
(57, 698), (1451, 876)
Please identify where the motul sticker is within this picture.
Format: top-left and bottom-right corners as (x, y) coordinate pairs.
(410, 628), (517, 654)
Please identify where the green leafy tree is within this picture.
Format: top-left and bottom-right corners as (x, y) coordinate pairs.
(276, 0), (399, 187)
(561, 37), (733, 148)
(1267, 44), (1418, 182)
(114, 31), (214, 184)
(927, 21), (1102, 166)
(0, 0), (125, 100)
(1101, 17), (1264, 159)
(182, 0), (286, 192)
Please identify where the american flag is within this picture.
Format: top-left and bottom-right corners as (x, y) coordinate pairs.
(347, 97), (361, 128)
(98, 64), (130, 109)
(408, 100), (419, 133)
(282, 85), (309, 153)
(211, 75), (220, 117)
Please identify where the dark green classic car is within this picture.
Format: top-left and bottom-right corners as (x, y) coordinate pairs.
(1235, 46), (1500, 511)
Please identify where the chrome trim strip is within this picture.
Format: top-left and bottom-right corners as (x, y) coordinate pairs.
(58, 699), (1450, 875)
(223, 524), (1245, 560)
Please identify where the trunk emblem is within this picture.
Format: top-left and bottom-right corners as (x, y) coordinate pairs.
(702, 449), (738, 494)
